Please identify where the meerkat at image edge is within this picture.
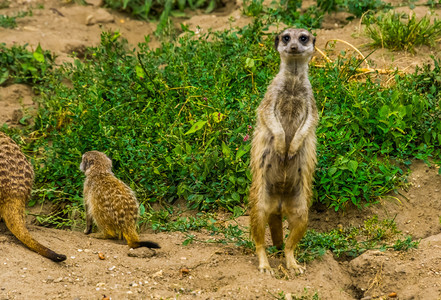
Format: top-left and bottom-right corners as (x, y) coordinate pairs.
(0, 132), (66, 262)
(80, 151), (160, 249)
(249, 28), (319, 274)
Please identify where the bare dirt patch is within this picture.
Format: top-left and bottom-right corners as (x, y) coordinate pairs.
(1, 0), (441, 299)
(0, 84), (35, 127)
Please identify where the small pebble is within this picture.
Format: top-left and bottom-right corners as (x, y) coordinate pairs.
(152, 270), (163, 278)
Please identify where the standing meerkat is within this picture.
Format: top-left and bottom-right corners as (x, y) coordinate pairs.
(80, 151), (160, 249)
(249, 28), (318, 274)
(0, 132), (66, 262)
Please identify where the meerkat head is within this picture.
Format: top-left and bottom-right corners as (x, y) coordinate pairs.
(275, 28), (315, 61)
(80, 151), (113, 175)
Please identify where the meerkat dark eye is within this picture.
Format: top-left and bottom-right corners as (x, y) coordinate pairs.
(299, 35), (309, 43)
(282, 35), (290, 43)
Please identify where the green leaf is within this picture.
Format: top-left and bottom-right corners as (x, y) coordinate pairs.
(205, 0), (216, 13)
(397, 105), (407, 118)
(182, 235), (194, 246)
(211, 112), (226, 123)
(170, 10), (186, 17)
(184, 120), (207, 135)
(111, 31), (121, 41)
(378, 105), (389, 118)
(328, 167), (337, 176)
(236, 144), (251, 161)
(204, 137), (215, 151)
(0, 69), (9, 85)
(347, 160), (359, 174)
(135, 65), (146, 79)
(144, 0), (153, 15)
(33, 44), (45, 63)
(233, 206), (244, 217)
(245, 57), (255, 69)
(232, 192), (240, 202)
(177, 0), (186, 10)
(139, 203), (146, 216)
(173, 145), (183, 155)
(222, 141), (231, 157)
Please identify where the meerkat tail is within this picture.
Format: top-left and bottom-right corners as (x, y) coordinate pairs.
(1, 202), (67, 262)
(127, 239), (161, 249)
(124, 229), (160, 249)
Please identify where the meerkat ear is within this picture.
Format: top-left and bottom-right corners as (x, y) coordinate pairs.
(80, 158), (93, 172)
(312, 35), (316, 47)
(106, 155), (112, 168)
(274, 34), (280, 51)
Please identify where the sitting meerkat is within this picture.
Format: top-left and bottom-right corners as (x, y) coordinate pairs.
(80, 151), (159, 249)
(249, 28), (319, 275)
(0, 132), (66, 262)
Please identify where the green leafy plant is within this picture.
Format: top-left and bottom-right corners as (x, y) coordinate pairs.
(427, 0), (441, 7)
(243, 0), (391, 30)
(103, 0), (219, 34)
(243, 0), (265, 17)
(30, 25), (270, 212)
(0, 11), (30, 29)
(311, 52), (441, 209)
(140, 207), (253, 248)
(31, 202), (84, 229)
(315, 0), (391, 16)
(0, 0), (10, 9)
(1, 16), (440, 215)
(316, 0), (339, 13)
(0, 43), (54, 85)
(142, 209), (418, 265)
(141, 209), (418, 265)
(0, 14), (17, 28)
(243, 0), (324, 29)
(298, 216), (419, 262)
(365, 12), (441, 52)
(270, 289), (320, 300)
(344, 0), (391, 17)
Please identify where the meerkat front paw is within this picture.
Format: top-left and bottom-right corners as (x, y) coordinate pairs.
(273, 133), (286, 157)
(287, 142), (299, 159)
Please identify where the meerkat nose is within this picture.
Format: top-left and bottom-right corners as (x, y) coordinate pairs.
(291, 45), (298, 51)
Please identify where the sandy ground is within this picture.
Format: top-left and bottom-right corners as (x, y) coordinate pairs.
(1, 0), (441, 299)
(1, 162), (441, 300)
